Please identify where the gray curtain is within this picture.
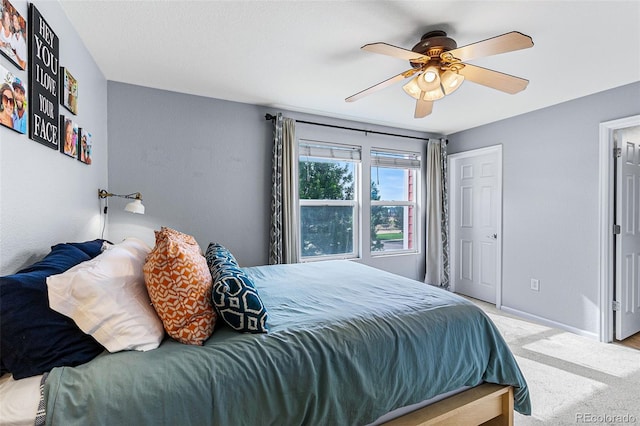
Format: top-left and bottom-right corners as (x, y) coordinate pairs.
(424, 138), (450, 289)
(269, 113), (299, 264)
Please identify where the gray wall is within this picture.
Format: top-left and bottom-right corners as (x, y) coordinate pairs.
(0, 0), (108, 275)
(107, 82), (437, 280)
(106, 82), (272, 267)
(448, 82), (640, 337)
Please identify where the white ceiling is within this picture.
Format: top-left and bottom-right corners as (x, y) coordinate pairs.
(59, 0), (640, 135)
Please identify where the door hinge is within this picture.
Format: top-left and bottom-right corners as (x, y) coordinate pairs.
(613, 224), (621, 235)
(614, 147), (621, 158)
(613, 300), (621, 311)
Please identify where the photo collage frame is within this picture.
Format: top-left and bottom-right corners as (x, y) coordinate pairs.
(1, 1), (93, 165)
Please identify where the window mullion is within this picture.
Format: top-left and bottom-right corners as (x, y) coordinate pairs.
(371, 200), (414, 207)
(300, 199), (355, 207)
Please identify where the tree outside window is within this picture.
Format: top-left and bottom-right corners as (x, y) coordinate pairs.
(296, 143), (419, 260)
(298, 143), (360, 259)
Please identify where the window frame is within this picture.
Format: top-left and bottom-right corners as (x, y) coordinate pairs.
(298, 140), (361, 262)
(370, 148), (421, 257)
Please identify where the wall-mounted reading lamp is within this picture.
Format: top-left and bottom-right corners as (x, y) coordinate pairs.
(98, 189), (145, 214)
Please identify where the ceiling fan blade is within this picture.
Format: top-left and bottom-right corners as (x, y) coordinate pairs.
(345, 68), (419, 102)
(443, 31), (533, 63)
(362, 42), (430, 63)
(414, 98), (433, 118)
(458, 64), (529, 94)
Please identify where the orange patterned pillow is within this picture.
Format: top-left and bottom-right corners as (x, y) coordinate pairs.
(143, 227), (216, 345)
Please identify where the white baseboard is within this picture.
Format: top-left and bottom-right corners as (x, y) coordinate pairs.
(499, 305), (600, 341)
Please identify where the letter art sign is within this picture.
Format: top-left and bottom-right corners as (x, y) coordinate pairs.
(28, 4), (59, 149)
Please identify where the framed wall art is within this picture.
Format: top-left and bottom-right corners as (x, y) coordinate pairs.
(0, 0), (27, 70)
(1, 62), (27, 133)
(60, 67), (78, 114)
(78, 128), (92, 164)
(60, 115), (78, 158)
(28, 4), (58, 150)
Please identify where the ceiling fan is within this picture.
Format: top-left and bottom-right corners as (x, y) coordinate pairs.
(345, 31), (534, 118)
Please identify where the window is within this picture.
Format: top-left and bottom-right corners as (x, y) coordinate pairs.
(370, 150), (420, 254)
(298, 141), (360, 260)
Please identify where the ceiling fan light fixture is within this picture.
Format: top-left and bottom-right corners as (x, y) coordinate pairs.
(423, 69), (438, 83)
(441, 70), (465, 95)
(417, 66), (441, 91)
(402, 76), (423, 99)
(422, 86), (445, 101)
(347, 31), (534, 119)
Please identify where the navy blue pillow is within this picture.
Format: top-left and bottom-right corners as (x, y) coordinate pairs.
(212, 265), (269, 333)
(68, 239), (111, 258)
(0, 242), (107, 379)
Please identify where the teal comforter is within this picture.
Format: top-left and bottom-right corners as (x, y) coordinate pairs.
(44, 260), (530, 425)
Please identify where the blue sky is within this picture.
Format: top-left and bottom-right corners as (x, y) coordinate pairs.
(372, 167), (406, 201)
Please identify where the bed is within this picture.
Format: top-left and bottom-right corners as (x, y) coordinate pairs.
(1, 242), (530, 425)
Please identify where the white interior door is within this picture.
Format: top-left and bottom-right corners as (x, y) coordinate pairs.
(615, 126), (640, 340)
(449, 146), (502, 304)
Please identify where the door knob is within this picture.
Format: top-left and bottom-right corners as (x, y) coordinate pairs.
(487, 233), (497, 239)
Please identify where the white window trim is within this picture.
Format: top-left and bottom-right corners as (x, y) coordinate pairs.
(371, 200), (414, 207)
(300, 200), (357, 207)
(298, 141), (361, 261)
(370, 149), (421, 257)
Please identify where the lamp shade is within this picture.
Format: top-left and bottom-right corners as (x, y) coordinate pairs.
(417, 66), (441, 92)
(441, 70), (465, 95)
(422, 86), (445, 101)
(124, 199), (145, 214)
(99, 189), (145, 214)
(402, 76), (422, 100)
(404, 67), (446, 101)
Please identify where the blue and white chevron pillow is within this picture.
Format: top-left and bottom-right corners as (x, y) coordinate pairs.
(205, 243), (268, 333)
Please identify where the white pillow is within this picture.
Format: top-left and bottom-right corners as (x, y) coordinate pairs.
(47, 237), (165, 352)
(0, 373), (42, 426)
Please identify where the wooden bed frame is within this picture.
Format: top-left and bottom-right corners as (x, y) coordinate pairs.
(383, 384), (514, 426)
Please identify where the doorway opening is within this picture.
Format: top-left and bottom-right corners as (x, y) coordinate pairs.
(598, 115), (640, 343)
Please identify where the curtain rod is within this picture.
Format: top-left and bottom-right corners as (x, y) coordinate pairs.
(264, 113), (434, 142)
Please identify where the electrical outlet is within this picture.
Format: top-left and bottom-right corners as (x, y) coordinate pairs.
(530, 278), (540, 292)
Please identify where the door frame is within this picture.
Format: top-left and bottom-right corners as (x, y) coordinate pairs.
(598, 114), (640, 342)
(448, 145), (503, 307)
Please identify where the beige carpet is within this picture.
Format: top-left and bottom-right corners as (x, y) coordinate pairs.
(468, 297), (640, 425)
